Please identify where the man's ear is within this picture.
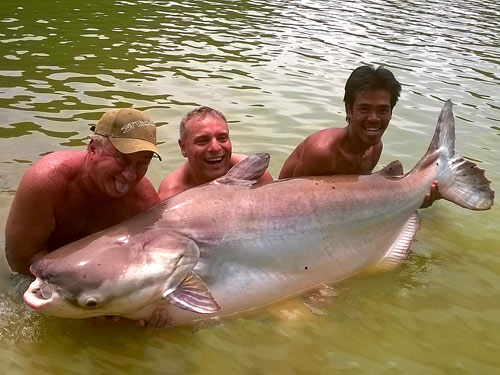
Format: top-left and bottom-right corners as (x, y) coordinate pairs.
(345, 104), (352, 123)
(88, 139), (97, 155)
(178, 138), (188, 158)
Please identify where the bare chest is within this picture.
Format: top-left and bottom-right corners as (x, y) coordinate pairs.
(334, 148), (376, 175)
(49, 195), (144, 249)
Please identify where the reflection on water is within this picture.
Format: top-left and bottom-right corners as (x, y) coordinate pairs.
(1, 0), (499, 373)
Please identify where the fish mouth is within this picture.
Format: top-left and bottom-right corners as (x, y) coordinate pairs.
(23, 278), (55, 310)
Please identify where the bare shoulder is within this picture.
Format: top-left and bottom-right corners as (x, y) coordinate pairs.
(132, 177), (160, 208)
(230, 153), (248, 165)
(5, 152), (85, 269)
(19, 151), (85, 193)
(7, 151), (85, 229)
(280, 127), (344, 178)
(158, 163), (189, 200)
(300, 128), (344, 162)
(31, 150), (83, 173)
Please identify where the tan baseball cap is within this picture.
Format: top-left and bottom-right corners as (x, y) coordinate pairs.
(92, 108), (161, 160)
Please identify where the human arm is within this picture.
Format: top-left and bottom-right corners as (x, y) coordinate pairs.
(84, 308), (173, 329)
(135, 177), (161, 208)
(279, 129), (345, 179)
(5, 168), (57, 276)
(256, 168), (273, 183)
(279, 143), (337, 179)
(139, 308), (174, 329)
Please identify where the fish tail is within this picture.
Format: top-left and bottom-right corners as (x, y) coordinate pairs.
(420, 100), (494, 210)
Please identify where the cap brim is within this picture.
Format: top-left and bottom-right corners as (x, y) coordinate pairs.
(108, 138), (162, 161)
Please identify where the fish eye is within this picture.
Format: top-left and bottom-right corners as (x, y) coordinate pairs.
(84, 297), (98, 307)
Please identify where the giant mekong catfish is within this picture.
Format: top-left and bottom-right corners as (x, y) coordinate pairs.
(24, 101), (494, 327)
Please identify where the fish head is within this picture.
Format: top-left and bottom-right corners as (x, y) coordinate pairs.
(23, 274), (105, 318)
(23, 230), (202, 319)
(23, 244), (154, 318)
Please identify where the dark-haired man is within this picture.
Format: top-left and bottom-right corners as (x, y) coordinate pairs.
(159, 106), (273, 200)
(279, 65), (438, 206)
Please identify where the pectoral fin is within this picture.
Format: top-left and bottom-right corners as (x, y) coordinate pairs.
(152, 232), (201, 297)
(165, 271), (221, 314)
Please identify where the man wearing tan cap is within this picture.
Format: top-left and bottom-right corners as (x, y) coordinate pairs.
(158, 106), (273, 200)
(5, 108), (161, 277)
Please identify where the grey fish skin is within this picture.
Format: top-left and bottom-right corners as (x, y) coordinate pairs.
(23, 101), (494, 326)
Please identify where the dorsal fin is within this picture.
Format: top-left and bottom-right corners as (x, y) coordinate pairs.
(373, 212), (419, 271)
(214, 153), (270, 186)
(374, 160), (404, 178)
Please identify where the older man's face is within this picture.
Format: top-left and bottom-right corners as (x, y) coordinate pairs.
(91, 139), (153, 197)
(179, 115), (232, 183)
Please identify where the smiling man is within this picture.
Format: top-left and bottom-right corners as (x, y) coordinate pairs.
(279, 65), (401, 178)
(158, 106), (273, 200)
(5, 108), (161, 276)
(279, 65), (439, 206)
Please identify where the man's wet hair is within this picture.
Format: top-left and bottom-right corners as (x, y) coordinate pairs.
(343, 65), (402, 111)
(180, 106), (227, 140)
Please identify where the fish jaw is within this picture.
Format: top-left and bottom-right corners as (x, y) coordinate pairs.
(23, 230), (205, 320)
(23, 276), (158, 319)
(23, 277), (85, 318)
(23, 278), (53, 310)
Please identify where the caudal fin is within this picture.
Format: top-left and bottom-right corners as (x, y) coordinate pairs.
(431, 100), (494, 210)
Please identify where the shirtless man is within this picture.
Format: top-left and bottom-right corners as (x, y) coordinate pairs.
(5, 108), (174, 327)
(158, 106), (273, 200)
(279, 65), (439, 206)
(5, 108), (161, 276)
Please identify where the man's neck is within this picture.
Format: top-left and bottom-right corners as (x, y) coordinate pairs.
(183, 162), (212, 189)
(340, 127), (373, 156)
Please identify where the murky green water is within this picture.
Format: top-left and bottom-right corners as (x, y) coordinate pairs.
(1, 0), (499, 373)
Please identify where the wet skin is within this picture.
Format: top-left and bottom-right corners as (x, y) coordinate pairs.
(5, 141), (159, 276)
(158, 113), (273, 200)
(345, 89), (392, 147)
(23, 102), (494, 326)
(179, 115), (232, 184)
(89, 141), (153, 197)
(279, 89), (392, 178)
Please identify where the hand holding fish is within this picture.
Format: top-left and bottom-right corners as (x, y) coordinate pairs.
(139, 309), (175, 330)
(22, 101), (494, 328)
(421, 180), (441, 208)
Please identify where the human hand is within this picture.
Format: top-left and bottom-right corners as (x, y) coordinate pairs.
(421, 180), (441, 208)
(139, 308), (174, 330)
